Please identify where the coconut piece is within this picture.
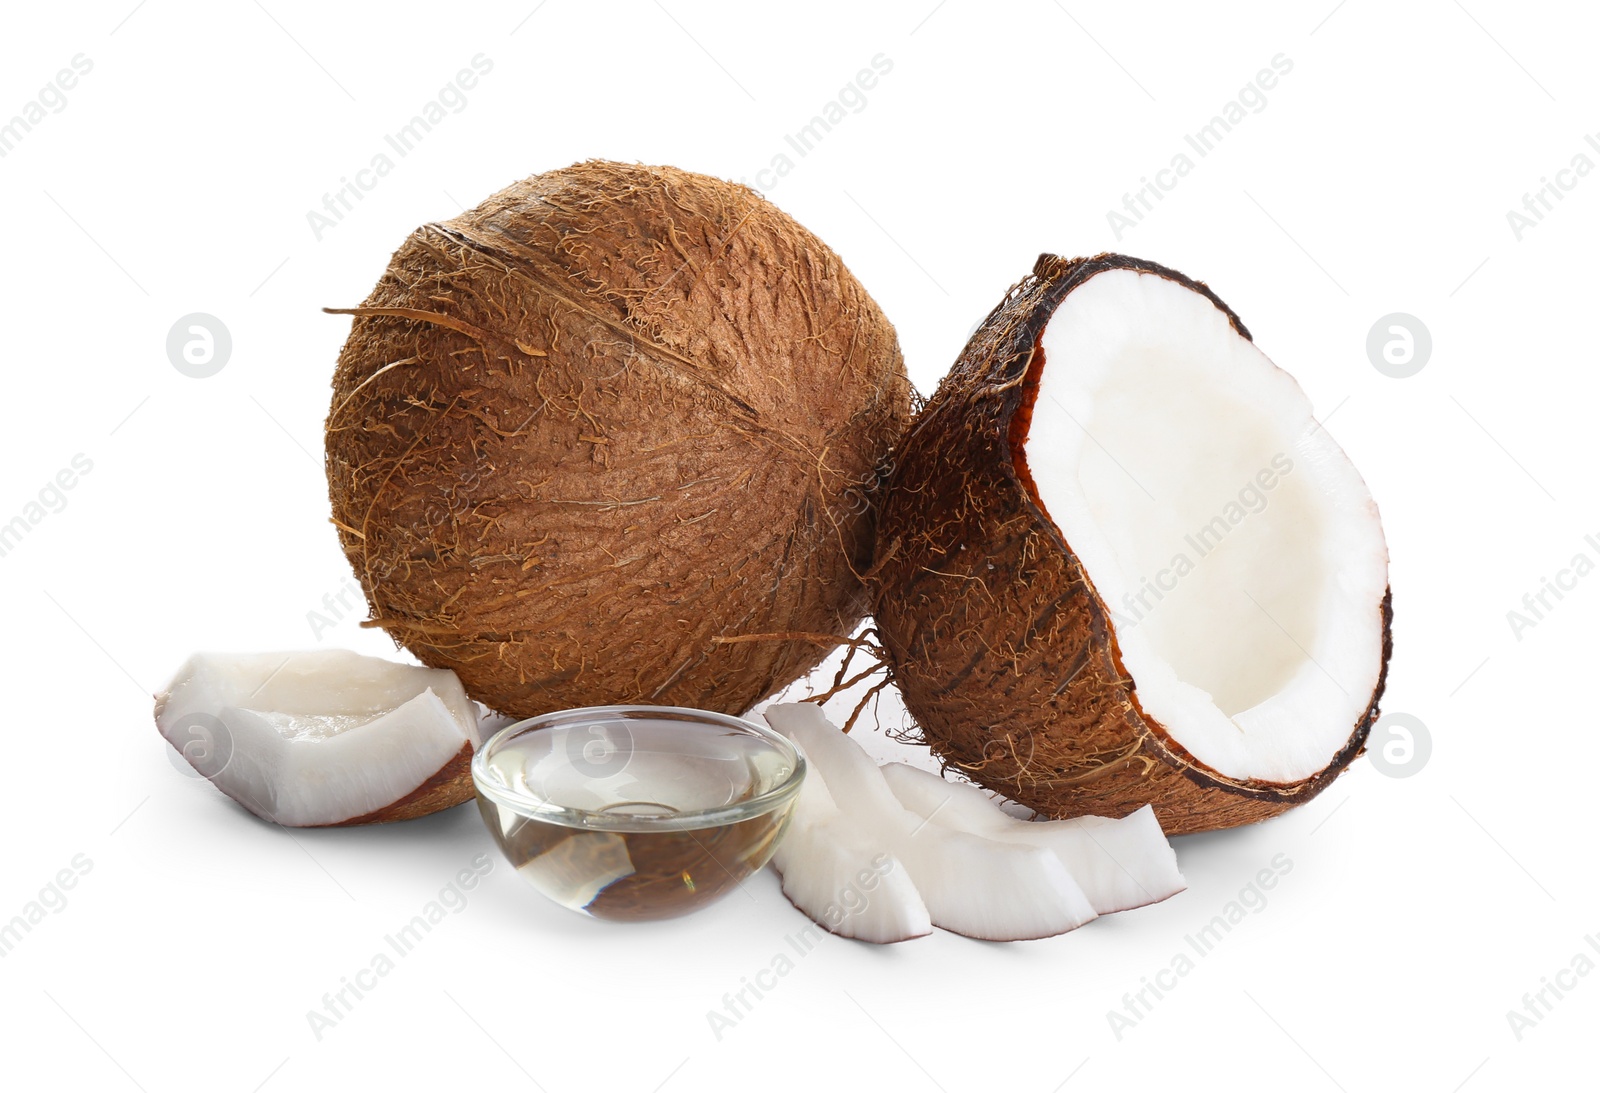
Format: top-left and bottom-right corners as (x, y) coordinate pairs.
(873, 254), (1392, 834)
(880, 763), (1184, 914)
(325, 161), (911, 723)
(771, 769), (931, 944)
(765, 703), (1097, 941)
(155, 651), (479, 827)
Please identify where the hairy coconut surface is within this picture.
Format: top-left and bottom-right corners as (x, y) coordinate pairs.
(872, 254), (1391, 834)
(327, 162), (909, 719)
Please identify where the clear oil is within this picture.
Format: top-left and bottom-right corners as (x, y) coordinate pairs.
(476, 718), (797, 920)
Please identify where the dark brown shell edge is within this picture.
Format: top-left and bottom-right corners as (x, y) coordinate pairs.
(871, 253), (1392, 835)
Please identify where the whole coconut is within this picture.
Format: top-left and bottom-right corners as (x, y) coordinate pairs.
(326, 161), (910, 719)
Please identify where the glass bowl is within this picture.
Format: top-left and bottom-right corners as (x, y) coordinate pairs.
(471, 705), (805, 921)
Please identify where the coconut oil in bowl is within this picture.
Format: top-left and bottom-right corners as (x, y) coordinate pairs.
(472, 706), (805, 921)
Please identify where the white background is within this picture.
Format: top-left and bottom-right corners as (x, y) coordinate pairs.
(2, 1), (1595, 1089)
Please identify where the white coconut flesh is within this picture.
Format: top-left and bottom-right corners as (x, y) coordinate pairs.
(770, 759), (932, 944)
(1027, 269), (1388, 784)
(880, 763), (1184, 915)
(765, 704), (1097, 941)
(155, 651), (479, 826)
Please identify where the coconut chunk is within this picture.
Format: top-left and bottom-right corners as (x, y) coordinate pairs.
(155, 650), (479, 827)
(880, 763), (1184, 914)
(764, 704), (1096, 941)
(772, 763), (931, 944)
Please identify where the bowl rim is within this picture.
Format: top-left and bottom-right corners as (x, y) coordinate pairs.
(470, 704), (807, 833)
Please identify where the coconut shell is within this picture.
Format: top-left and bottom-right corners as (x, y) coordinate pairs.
(327, 162), (910, 722)
(871, 254), (1391, 835)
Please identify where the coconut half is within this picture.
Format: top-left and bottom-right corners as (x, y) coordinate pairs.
(873, 255), (1391, 834)
(155, 651), (480, 827)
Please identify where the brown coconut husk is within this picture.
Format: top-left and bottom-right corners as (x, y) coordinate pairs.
(326, 162), (910, 737)
(871, 253), (1391, 835)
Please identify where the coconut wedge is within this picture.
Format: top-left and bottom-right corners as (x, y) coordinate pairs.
(880, 763), (1184, 914)
(765, 703), (1097, 941)
(155, 651), (480, 827)
(771, 762), (932, 944)
(874, 255), (1391, 834)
